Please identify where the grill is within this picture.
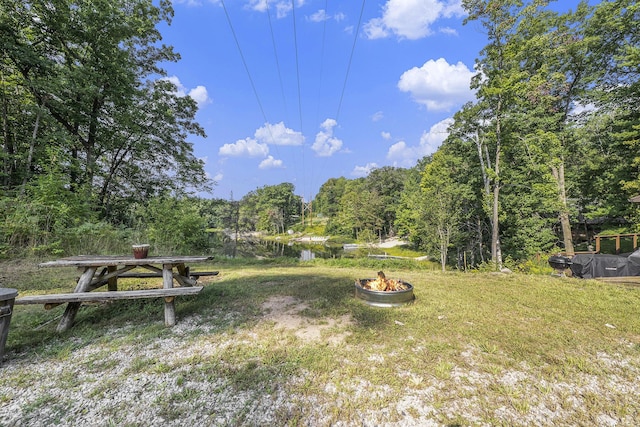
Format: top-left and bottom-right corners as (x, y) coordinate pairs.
(548, 255), (572, 270)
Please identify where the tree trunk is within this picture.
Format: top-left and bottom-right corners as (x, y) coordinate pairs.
(20, 105), (42, 195)
(551, 161), (575, 255)
(491, 101), (503, 270)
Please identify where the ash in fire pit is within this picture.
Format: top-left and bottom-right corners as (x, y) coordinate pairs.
(355, 271), (415, 307)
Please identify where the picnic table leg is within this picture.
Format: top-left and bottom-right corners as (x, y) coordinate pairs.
(57, 267), (97, 332)
(163, 264), (176, 326)
(107, 266), (118, 291)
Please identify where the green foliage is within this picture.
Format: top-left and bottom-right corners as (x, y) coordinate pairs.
(142, 197), (209, 254)
(1, 0), (640, 269)
(238, 183), (301, 234)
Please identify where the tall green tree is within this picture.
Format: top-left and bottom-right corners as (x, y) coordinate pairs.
(579, 0), (640, 222)
(463, 0), (525, 268)
(314, 176), (347, 219)
(420, 149), (470, 271)
(365, 166), (407, 237)
(1, 0), (210, 220)
(241, 183), (300, 234)
(334, 178), (384, 241)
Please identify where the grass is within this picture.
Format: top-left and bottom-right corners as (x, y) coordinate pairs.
(1, 258), (640, 425)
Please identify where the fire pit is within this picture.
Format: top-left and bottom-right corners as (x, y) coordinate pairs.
(354, 271), (415, 307)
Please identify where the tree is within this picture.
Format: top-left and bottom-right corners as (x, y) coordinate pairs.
(314, 177), (347, 219)
(365, 166), (407, 237)
(241, 183), (300, 234)
(463, 0), (526, 269)
(579, 0), (640, 221)
(396, 159), (431, 250)
(334, 179), (384, 240)
(420, 150), (469, 271)
(1, 0), (210, 220)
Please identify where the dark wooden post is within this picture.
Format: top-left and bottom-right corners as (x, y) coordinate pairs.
(107, 266), (117, 291)
(162, 264), (176, 326)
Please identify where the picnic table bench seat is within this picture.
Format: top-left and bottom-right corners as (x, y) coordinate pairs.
(15, 286), (204, 309)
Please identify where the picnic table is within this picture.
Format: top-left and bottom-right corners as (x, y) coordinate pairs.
(16, 255), (217, 332)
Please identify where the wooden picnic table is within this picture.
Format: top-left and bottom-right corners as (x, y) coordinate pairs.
(17, 255), (215, 332)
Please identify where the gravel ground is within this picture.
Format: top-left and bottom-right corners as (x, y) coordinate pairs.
(1, 298), (639, 426)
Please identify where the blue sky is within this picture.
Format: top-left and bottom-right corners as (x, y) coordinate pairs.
(158, 0), (584, 201)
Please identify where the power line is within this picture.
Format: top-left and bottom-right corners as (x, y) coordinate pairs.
(220, 0), (290, 186)
(266, 3), (287, 117)
(291, 0), (304, 134)
(336, 0), (367, 123)
(310, 0), (329, 203)
(309, 0), (368, 202)
(220, 0), (269, 125)
(291, 0), (306, 200)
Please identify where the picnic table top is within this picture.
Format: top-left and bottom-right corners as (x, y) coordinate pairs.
(38, 255), (213, 268)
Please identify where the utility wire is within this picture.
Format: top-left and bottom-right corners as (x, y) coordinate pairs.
(266, 3), (288, 117)
(220, 0), (269, 125)
(220, 0), (289, 184)
(291, 0), (304, 133)
(291, 0), (306, 200)
(315, 0), (329, 127)
(336, 0), (367, 122)
(310, 0), (329, 203)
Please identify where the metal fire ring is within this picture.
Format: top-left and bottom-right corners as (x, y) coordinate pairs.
(354, 279), (415, 307)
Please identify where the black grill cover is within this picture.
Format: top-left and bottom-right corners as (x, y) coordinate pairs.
(570, 249), (640, 279)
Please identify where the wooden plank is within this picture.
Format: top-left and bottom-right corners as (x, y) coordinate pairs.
(58, 267), (96, 332)
(163, 263), (176, 326)
(189, 271), (219, 278)
(115, 271), (219, 279)
(594, 277), (640, 285)
(39, 255), (213, 268)
(141, 264), (197, 287)
(15, 287), (204, 305)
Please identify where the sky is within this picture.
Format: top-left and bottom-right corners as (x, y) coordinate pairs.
(157, 0), (585, 201)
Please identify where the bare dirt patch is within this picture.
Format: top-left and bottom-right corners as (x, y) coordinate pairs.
(261, 295), (353, 344)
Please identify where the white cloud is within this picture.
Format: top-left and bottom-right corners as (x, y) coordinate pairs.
(247, 0), (269, 12)
(308, 9), (327, 22)
(173, 0), (204, 6)
(259, 155), (284, 169)
(443, 0), (465, 18)
(381, 131), (392, 140)
(163, 76), (212, 108)
(312, 118), (343, 157)
(188, 86), (212, 107)
(351, 163), (379, 177)
(386, 118), (453, 166)
(439, 26), (458, 35)
(364, 0), (464, 40)
(363, 18), (389, 39)
(248, 0), (305, 18)
(219, 137), (269, 157)
(255, 122), (304, 146)
(372, 111), (384, 122)
(213, 172), (224, 181)
(398, 58), (474, 111)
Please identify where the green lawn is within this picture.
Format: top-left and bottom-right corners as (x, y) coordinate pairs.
(1, 258), (639, 426)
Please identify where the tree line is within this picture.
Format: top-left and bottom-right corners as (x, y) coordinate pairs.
(1, 0), (639, 269)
